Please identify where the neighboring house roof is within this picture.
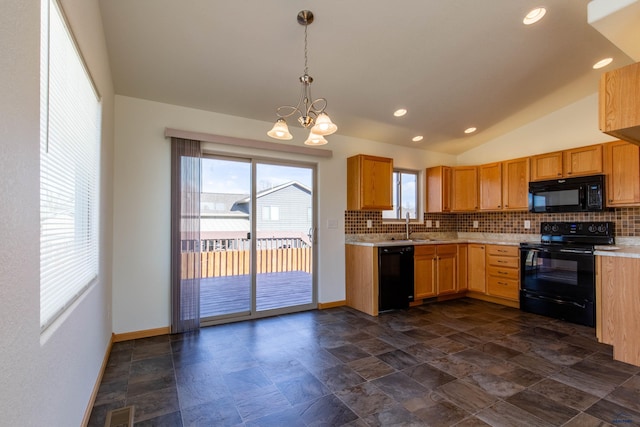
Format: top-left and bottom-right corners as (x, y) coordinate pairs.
(201, 193), (248, 216)
(234, 181), (311, 205)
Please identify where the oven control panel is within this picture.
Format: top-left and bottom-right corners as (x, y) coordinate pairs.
(540, 221), (615, 245)
(541, 222), (613, 236)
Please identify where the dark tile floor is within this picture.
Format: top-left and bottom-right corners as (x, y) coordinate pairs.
(89, 299), (640, 426)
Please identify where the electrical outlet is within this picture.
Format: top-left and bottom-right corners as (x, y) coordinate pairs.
(366, 220), (372, 228)
(435, 220), (440, 228)
(524, 220), (531, 229)
(426, 220), (432, 228)
(473, 220), (479, 228)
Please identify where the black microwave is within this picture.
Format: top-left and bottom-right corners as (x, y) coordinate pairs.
(528, 175), (605, 213)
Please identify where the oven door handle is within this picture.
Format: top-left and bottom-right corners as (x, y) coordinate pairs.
(559, 248), (593, 255)
(524, 292), (587, 309)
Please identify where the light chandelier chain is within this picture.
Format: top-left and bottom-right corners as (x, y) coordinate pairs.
(304, 23), (309, 76)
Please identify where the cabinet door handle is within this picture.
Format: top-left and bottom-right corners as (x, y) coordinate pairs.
(497, 260), (508, 263)
(498, 281), (509, 286)
(498, 271), (509, 275)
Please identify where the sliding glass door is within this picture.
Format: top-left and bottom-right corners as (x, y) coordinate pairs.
(199, 156), (316, 324)
(255, 163), (314, 312)
(199, 157), (252, 320)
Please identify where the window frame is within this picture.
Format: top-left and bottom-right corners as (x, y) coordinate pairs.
(382, 168), (421, 222)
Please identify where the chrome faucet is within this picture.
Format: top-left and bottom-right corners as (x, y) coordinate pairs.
(406, 212), (410, 240)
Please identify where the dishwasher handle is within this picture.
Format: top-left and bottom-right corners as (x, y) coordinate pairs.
(380, 246), (414, 254)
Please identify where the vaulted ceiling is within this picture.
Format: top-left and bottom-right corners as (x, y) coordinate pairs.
(99, 1), (633, 154)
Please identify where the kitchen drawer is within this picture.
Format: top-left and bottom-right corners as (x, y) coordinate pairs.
(414, 245), (436, 257)
(486, 254), (519, 269)
(487, 276), (519, 300)
(486, 245), (519, 257)
(487, 265), (519, 280)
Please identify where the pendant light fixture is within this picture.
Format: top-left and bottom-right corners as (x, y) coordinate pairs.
(267, 10), (337, 146)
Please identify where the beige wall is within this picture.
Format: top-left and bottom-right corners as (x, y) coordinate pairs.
(457, 93), (615, 165)
(0, 0), (114, 425)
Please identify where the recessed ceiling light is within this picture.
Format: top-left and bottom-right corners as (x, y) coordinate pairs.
(393, 108), (407, 117)
(412, 136), (424, 142)
(464, 127), (477, 134)
(523, 7), (546, 25)
(593, 57), (613, 69)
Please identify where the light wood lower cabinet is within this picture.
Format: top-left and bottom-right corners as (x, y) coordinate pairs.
(457, 244), (468, 292)
(486, 245), (519, 302)
(345, 244), (378, 316)
(346, 242), (519, 317)
(466, 244), (519, 308)
(597, 256), (640, 367)
(414, 246), (436, 299)
(467, 244), (486, 293)
(413, 244), (460, 300)
(436, 245), (458, 295)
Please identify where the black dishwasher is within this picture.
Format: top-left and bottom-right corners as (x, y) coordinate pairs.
(378, 246), (414, 312)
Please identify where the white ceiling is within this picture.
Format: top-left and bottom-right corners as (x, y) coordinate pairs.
(98, 1), (633, 154)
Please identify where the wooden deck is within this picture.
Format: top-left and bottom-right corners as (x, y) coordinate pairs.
(200, 271), (313, 318)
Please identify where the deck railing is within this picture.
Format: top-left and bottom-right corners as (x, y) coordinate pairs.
(181, 247), (312, 279)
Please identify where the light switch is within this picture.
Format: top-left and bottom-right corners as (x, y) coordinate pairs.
(435, 220), (440, 228)
(426, 220), (432, 228)
(524, 220), (531, 229)
(473, 220), (479, 228)
(366, 220), (372, 228)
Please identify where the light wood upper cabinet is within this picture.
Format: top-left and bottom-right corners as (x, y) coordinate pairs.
(414, 245), (436, 300)
(502, 157), (530, 210)
(451, 166), (478, 211)
(531, 145), (603, 181)
(467, 244), (486, 293)
(604, 140), (640, 206)
(530, 151), (563, 181)
(599, 61), (640, 145)
(347, 155), (393, 210)
(563, 144), (603, 177)
(426, 166), (451, 213)
(479, 162), (502, 210)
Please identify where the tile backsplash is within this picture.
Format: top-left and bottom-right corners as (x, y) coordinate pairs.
(345, 207), (640, 237)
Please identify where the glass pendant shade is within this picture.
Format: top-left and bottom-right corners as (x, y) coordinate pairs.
(267, 118), (293, 140)
(304, 130), (328, 146)
(311, 112), (337, 136)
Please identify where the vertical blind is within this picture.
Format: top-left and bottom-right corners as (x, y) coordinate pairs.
(40, 0), (101, 331)
(170, 138), (202, 334)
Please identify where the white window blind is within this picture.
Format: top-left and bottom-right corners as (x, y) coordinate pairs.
(40, 0), (101, 331)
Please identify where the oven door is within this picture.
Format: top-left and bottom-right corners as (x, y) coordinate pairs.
(520, 246), (595, 326)
(520, 246), (594, 300)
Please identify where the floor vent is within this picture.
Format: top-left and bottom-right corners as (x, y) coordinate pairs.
(104, 406), (134, 427)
